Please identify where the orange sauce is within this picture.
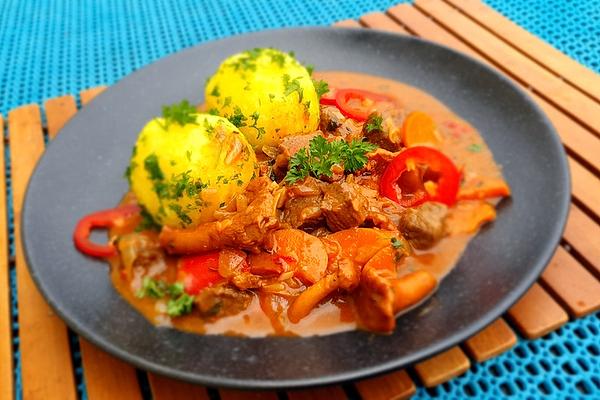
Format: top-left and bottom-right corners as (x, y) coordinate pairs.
(109, 71), (506, 337)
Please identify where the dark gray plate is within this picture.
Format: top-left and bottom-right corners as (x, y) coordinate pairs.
(22, 28), (570, 389)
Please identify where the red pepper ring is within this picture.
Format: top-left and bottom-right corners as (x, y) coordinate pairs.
(335, 88), (394, 121)
(379, 146), (460, 207)
(73, 204), (140, 258)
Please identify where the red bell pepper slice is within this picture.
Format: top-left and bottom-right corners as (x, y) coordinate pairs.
(178, 251), (224, 295)
(380, 146), (460, 207)
(334, 88), (392, 121)
(73, 204), (140, 258)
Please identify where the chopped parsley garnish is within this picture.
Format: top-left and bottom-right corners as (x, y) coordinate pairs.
(223, 96), (232, 107)
(137, 277), (167, 298)
(207, 108), (219, 116)
(312, 79), (329, 100)
(467, 143), (483, 153)
(270, 52), (286, 67)
(124, 161), (137, 185)
(136, 278), (195, 317)
(144, 153), (164, 181)
(343, 140), (378, 172)
(285, 136), (377, 183)
(167, 292), (195, 317)
(168, 203), (193, 226)
(391, 237), (404, 249)
(365, 113), (383, 134)
(210, 85), (220, 97)
(283, 74), (303, 103)
(135, 207), (161, 232)
(249, 111), (266, 139)
(228, 106), (247, 128)
(305, 64), (315, 76)
(161, 100), (197, 128)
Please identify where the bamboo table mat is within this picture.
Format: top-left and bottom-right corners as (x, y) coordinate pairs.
(1, 0), (599, 398)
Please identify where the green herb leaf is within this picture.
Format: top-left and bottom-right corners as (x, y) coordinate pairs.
(365, 113), (383, 134)
(312, 79), (329, 100)
(284, 136), (377, 183)
(167, 293), (195, 317)
(283, 74), (304, 103)
(136, 277), (167, 299)
(305, 64), (315, 76)
(135, 207), (162, 232)
(161, 100), (197, 128)
(391, 237), (404, 250)
(467, 143), (483, 153)
(228, 106), (247, 128)
(168, 203), (193, 226)
(144, 153), (164, 181)
(343, 139), (377, 172)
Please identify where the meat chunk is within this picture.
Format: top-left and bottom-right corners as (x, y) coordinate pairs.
(319, 106), (363, 141)
(159, 177), (283, 254)
(281, 177), (325, 228)
(398, 202), (448, 249)
(321, 182), (369, 231)
(195, 285), (253, 319)
(362, 109), (405, 152)
(355, 267), (396, 333)
(274, 132), (319, 173)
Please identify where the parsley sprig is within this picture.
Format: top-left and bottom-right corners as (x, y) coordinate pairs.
(365, 113), (383, 134)
(137, 277), (195, 317)
(313, 79), (329, 100)
(161, 100), (197, 128)
(285, 136), (377, 184)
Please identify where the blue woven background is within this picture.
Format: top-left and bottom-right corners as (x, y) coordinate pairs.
(2, 1), (599, 399)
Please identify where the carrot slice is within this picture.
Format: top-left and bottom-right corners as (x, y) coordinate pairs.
(402, 111), (442, 147)
(391, 270), (437, 312)
(445, 201), (497, 235)
(288, 274), (339, 323)
(268, 229), (328, 284)
(458, 178), (511, 200)
(326, 228), (399, 265)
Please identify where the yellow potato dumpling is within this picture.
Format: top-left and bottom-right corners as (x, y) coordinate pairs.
(205, 48), (320, 148)
(127, 110), (257, 228)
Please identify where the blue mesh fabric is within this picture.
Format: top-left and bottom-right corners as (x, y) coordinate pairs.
(2, 1), (599, 399)
(485, 0), (600, 73)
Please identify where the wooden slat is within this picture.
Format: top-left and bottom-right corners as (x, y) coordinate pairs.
(148, 374), (210, 400)
(531, 91), (600, 175)
(287, 386), (347, 400)
(333, 19), (361, 28)
(540, 247), (600, 317)
(563, 204), (600, 277)
(44, 95), (78, 139)
(568, 156), (600, 219)
(445, 0), (600, 103)
(9, 105), (77, 399)
(413, 347), (470, 388)
(359, 12), (408, 34)
(80, 86), (108, 106)
(414, 0), (600, 136)
(0, 114), (13, 400)
(43, 90), (143, 400)
(507, 283), (569, 339)
(463, 319), (517, 362)
(388, 4), (600, 176)
(79, 339), (142, 400)
(355, 370), (416, 400)
(218, 389), (278, 400)
(388, 4), (482, 59)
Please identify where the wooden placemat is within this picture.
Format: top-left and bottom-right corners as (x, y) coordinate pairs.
(2, 1), (599, 398)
